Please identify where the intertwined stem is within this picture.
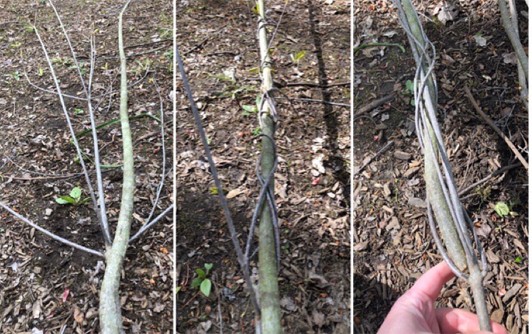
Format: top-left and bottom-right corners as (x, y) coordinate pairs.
(257, 0), (282, 333)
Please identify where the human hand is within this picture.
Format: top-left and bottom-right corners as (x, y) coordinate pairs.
(377, 262), (507, 334)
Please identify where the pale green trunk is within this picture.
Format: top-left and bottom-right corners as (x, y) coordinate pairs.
(99, 1), (135, 333)
(257, 0), (282, 333)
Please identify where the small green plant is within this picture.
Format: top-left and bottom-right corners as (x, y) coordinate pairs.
(213, 71), (236, 84)
(191, 263), (213, 297)
(74, 108), (84, 115)
(158, 28), (172, 39)
(38, 67), (45, 77)
(132, 58), (153, 76)
(252, 127), (262, 136)
(69, 61), (86, 76)
(494, 201), (510, 217)
(290, 50), (307, 67)
(514, 256), (523, 264)
(55, 186), (89, 205)
(242, 95), (261, 116)
(164, 50), (173, 62)
(9, 71), (20, 81)
(51, 57), (72, 67)
(404, 79), (415, 106)
(23, 23), (34, 33)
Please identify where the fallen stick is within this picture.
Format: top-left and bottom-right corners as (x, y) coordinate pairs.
(354, 140), (394, 175)
(282, 81), (350, 88)
(458, 163), (520, 197)
(464, 86), (528, 170)
(355, 94), (395, 116)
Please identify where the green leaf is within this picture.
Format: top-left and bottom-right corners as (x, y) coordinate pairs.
(56, 196), (75, 205)
(176, 286), (182, 293)
(494, 202), (510, 217)
(200, 278), (212, 297)
(204, 263), (213, 271)
(74, 108), (84, 115)
(38, 67), (44, 77)
(191, 277), (202, 288)
(70, 187), (82, 200)
(242, 105), (258, 115)
(405, 80), (414, 94)
(209, 187), (219, 195)
(252, 3), (259, 14)
(514, 256), (523, 264)
(248, 67), (260, 75)
(252, 127), (262, 136)
(293, 50), (306, 62)
(195, 268), (206, 279)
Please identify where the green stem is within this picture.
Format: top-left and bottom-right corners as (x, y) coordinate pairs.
(257, 0), (282, 333)
(99, 1), (135, 333)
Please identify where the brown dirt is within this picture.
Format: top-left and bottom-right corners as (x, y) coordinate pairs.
(177, 0), (350, 333)
(0, 0), (173, 332)
(354, 1), (528, 333)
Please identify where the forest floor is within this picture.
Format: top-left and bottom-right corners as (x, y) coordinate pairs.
(176, 0), (350, 333)
(354, 1), (528, 333)
(0, 0), (173, 333)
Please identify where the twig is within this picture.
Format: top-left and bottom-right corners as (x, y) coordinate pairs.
(296, 98), (349, 107)
(354, 94), (395, 116)
(0, 201), (104, 257)
(143, 76), (167, 225)
(128, 205), (173, 243)
(49, 0), (111, 244)
(458, 163), (520, 197)
(353, 42), (406, 55)
(23, 71), (88, 101)
(498, 0), (529, 78)
(464, 86), (528, 170)
(183, 24), (228, 55)
(124, 38), (172, 50)
(33, 25), (103, 241)
(282, 81), (350, 88)
(5, 173), (84, 181)
(354, 141), (394, 175)
(176, 46), (261, 315)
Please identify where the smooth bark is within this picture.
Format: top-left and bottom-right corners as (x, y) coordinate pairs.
(99, 1), (135, 333)
(257, 0), (282, 333)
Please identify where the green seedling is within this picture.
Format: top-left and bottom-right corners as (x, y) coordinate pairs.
(164, 50), (173, 62)
(132, 58), (152, 76)
(69, 61), (86, 76)
(212, 71), (236, 84)
(74, 108), (84, 115)
(191, 263), (213, 297)
(252, 127), (262, 136)
(514, 256), (523, 264)
(494, 201), (510, 218)
(10, 71), (20, 81)
(290, 50), (307, 67)
(158, 28), (172, 39)
(38, 67), (45, 77)
(242, 95), (262, 116)
(51, 57), (72, 67)
(24, 23), (34, 33)
(404, 79), (415, 106)
(493, 201), (517, 218)
(55, 186), (89, 205)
